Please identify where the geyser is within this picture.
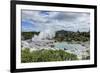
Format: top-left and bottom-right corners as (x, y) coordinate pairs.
(32, 29), (55, 41)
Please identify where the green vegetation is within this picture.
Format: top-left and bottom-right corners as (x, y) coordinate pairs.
(21, 48), (78, 63)
(21, 32), (40, 40)
(22, 30), (90, 42)
(54, 30), (90, 42)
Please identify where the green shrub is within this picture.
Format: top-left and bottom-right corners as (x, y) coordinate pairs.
(21, 48), (78, 63)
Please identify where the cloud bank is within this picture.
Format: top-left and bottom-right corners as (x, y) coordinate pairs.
(21, 10), (90, 32)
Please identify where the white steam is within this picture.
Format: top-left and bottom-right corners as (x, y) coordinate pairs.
(32, 29), (55, 41)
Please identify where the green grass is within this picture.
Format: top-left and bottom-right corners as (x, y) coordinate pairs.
(21, 48), (78, 63)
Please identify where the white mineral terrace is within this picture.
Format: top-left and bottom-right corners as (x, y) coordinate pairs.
(21, 39), (90, 59)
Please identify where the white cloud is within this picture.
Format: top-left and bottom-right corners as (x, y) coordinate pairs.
(22, 10), (90, 32)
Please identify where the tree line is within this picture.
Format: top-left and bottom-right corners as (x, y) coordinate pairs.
(54, 30), (90, 42)
(22, 30), (90, 42)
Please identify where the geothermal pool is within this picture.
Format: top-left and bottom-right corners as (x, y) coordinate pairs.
(54, 42), (86, 50)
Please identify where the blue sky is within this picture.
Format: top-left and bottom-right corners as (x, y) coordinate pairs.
(21, 10), (90, 32)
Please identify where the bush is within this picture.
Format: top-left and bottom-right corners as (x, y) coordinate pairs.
(21, 48), (33, 62)
(21, 48), (78, 63)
